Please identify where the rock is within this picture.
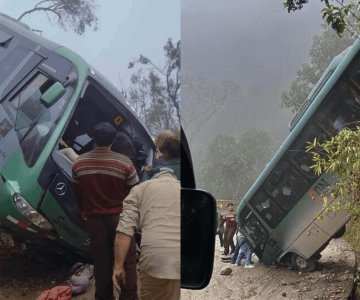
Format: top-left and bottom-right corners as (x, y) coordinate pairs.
(220, 267), (232, 276)
(281, 292), (286, 297)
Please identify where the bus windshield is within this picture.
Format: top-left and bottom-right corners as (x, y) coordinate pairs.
(3, 72), (73, 166)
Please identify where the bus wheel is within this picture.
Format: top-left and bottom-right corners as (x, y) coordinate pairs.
(333, 225), (346, 239)
(291, 253), (316, 272)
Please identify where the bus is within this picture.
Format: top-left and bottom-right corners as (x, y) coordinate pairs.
(0, 14), (154, 260)
(237, 39), (360, 272)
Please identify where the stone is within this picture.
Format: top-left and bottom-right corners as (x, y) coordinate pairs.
(220, 267), (233, 276)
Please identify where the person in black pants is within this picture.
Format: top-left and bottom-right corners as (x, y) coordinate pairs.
(217, 203), (237, 255)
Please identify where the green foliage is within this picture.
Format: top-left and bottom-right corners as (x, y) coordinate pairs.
(345, 217), (360, 251)
(283, 0), (309, 12)
(306, 127), (360, 215)
(17, 0), (98, 35)
(127, 39), (180, 135)
(198, 129), (273, 200)
(284, 0), (360, 36)
(281, 24), (354, 113)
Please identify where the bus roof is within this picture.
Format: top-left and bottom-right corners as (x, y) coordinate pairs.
(240, 37), (360, 205)
(0, 13), (60, 51)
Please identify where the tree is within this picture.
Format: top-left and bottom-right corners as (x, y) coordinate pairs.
(17, 0), (98, 35)
(306, 127), (360, 215)
(198, 129), (273, 200)
(127, 39), (180, 135)
(284, 0), (359, 36)
(281, 24), (354, 113)
(181, 77), (240, 142)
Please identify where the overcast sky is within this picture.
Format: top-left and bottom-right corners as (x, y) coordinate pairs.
(181, 0), (327, 158)
(182, 0), (324, 86)
(0, 0), (180, 90)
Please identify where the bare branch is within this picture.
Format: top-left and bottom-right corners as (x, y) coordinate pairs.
(35, 0), (52, 9)
(18, 6), (57, 20)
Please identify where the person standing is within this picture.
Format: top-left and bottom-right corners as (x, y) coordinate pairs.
(146, 130), (180, 179)
(217, 203), (237, 256)
(231, 230), (247, 264)
(72, 122), (139, 300)
(113, 168), (180, 300)
(216, 212), (225, 248)
(236, 237), (255, 268)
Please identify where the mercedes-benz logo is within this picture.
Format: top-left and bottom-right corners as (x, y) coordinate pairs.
(55, 182), (67, 196)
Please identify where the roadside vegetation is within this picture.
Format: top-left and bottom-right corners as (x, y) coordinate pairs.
(305, 128), (360, 295)
(283, 3), (360, 295)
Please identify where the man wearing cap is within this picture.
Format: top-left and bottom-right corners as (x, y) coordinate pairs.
(217, 203), (237, 256)
(72, 122), (139, 300)
(113, 168), (180, 300)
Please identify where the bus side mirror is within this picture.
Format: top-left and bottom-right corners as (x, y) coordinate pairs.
(181, 188), (216, 289)
(41, 82), (65, 108)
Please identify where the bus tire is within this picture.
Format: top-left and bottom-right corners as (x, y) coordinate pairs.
(333, 225), (346, 239)
(291, 253), (317, 272)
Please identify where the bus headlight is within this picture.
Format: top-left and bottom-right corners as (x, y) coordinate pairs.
(13, 193), (53, 230)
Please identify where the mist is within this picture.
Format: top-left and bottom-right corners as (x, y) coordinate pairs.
(181, 0), (326, 189)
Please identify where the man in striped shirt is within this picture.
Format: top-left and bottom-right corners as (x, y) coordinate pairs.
(218, 203), (237, 256)
(72, 122), (139, 300)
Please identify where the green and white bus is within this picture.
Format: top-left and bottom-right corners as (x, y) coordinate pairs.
(237, 39), (360, 272)
(0, 14), (154, 259)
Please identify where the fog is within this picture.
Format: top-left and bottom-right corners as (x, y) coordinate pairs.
(181, 0), (325, 179)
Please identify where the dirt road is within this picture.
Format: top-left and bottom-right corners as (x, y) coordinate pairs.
(0, 237), (355, 299)
(181, 238), (356, 300)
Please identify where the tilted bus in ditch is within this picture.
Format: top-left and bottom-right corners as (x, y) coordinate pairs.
(237, 39), (360, 271)
(0, 14), (154, 260)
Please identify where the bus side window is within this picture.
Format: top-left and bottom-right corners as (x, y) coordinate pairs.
(291, 152), (316, 179)
(250, 191), (283, 228)
(319, 81), (360, 133)
(263, 159), (310, 217)
(288, 120), (327, 180)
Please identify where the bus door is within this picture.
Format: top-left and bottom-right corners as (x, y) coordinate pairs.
(289, 223), (328, 259)
(40, 77), (154, 253)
